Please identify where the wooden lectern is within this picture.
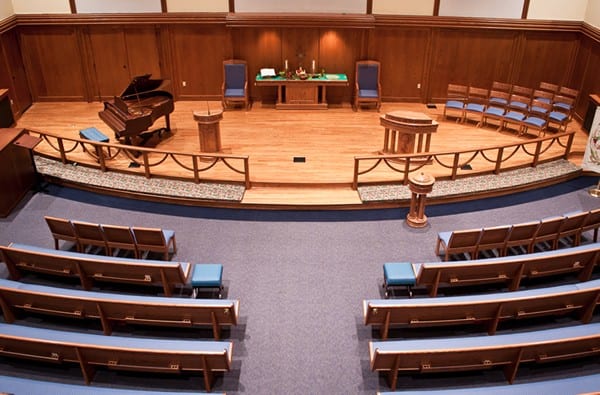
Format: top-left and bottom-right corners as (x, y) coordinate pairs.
(193, 109), (223, 152)
(380, 110), (438, 155)
(406, 172), (435, 228)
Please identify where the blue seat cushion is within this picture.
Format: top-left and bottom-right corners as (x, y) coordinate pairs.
(549, 111), (568, 122)
(224, 88), (246, 98)
(554, 102), (572, 111)
(79, 127), (109, 142)
(465, 103), (485, 112)
(523, 116), (546, 128)
(162, 229), (176, 244)
(489, 97), (508, 105)
(484, 106), (504, 116)
(191, 263), (223, 287)
(359, 89), (379, 98)
(509, 101), (528, 109)
(504, 111), (526, 121)
(383, 262), (416, 286)
(445, 100), (464, 109)
(530, 105), (549, 114)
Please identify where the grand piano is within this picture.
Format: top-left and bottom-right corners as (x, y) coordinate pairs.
(98, 74), (174, 146)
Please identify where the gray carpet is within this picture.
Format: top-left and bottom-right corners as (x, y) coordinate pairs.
(1, 180), (599, 394)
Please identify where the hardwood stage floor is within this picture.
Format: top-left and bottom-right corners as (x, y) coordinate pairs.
(16, 101), (589, 207)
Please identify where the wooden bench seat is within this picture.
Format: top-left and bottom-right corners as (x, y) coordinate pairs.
(0, 278), (238, 340)
(435, 208), (600, 261)
(376, 372), (600, 395)
(44, 216), (177, 260)
(0, 374), (221, 395)
(384, 243), (600, 297)
(0, 243), (220, 297)
(365, 278), (600, 339)
(369, 322), (600, 390)
(0, 322), (233, 392)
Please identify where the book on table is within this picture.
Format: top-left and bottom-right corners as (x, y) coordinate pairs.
(260, 68), (276, 78)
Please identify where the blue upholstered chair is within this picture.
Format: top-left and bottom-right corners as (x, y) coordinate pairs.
(521, 99), (552, 137)
(353, 60), (381, 111)
(498, 93), (530, 134)
(489, 81), (511, 105)
(462, 86), (489, 125)
(479, 90), (510, 129)
(222, 59), (249, 110)
(443, 83), (468, 121)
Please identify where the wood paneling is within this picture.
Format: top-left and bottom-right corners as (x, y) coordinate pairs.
(573, 36), (600, 119)
(515, 31), (579, 88)
(19, 26), (87, 101)
(0, 30), (32, 117)
(369, 28), (430, 102)
(170, 25), (230, 100)
(86, 26), (163, 100)
(428, 28), (518, 101)
(4, 14), (600, 124)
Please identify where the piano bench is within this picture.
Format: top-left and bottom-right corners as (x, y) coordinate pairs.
(79, 127), (111, 160)
(79, 127), (109, 143)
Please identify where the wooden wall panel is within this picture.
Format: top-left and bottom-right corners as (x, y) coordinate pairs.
(19, 27), (87, 101)
(233, 27), (281, 102)
(319, 29), (363, 104)
(514, 31), (579, 88)
(170, 25), (231, 100)
(86, 26), (163, 100)
(428, 28), (518, 101)
(574, 36), (600, 120)
(369, 28), (430, 102)
(0, 30), (31, 117)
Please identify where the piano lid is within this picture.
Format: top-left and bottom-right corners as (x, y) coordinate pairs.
(120, 74), (173, 101)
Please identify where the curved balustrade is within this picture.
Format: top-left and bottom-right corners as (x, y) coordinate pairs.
(28, 129), (251, 189)
(352, 131), (575, 189)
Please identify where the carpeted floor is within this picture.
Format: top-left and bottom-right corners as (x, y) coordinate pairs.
(0, 177), (599, 394)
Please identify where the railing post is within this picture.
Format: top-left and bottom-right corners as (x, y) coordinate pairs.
(244, 157), (251, 189)
(451, 153), (460, 180)
(532, 141), (542, 167)
(96, 143), (107, 171)
(403, 158), (411, 185)
(353, 158), (359, 190)
(192, 155), (199, 183)
(58, 138), (67, 163)
(142, 152), (151, 178)
(564, 132), (574, 159)
(494, 147), (504, 174)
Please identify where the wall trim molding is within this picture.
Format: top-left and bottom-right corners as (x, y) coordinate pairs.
(0, 15), (17, 34)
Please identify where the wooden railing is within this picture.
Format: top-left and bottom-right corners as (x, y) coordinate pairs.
(27, 129), (251, 189)
(352, 131), (576, 189)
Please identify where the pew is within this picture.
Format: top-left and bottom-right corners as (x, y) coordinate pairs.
(365, 279), (600, 339)
(0, 243), (218, 297)
(384, 243), (600, 297)
(0, 374), (222, 395)
(375, 372), (600, 395)
(0, 278), (239, 340)
(0, 322), (233, 392)
(369, 322), (600, 390)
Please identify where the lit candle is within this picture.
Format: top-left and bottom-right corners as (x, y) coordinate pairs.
(284, 59), (288, 70)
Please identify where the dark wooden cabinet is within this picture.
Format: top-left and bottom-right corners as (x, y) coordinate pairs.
(0, 129), (38, 217)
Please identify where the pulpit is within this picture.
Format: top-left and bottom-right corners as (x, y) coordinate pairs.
(380, 111), (438, 154)
(406, 172), (435, 228)
(193, 109), (223, 152)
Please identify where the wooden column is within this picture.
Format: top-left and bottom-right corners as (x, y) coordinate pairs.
(193, 109), (224, 152)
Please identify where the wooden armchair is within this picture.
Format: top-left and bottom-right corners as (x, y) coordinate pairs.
(222, 59), (249, 110)
(353, 60), (381, 111)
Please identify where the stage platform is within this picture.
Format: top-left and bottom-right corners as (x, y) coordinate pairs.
(17, 101), (589, 210)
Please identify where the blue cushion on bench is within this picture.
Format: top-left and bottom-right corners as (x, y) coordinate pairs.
(384, 262), (416, 286)
(191, 263), (223, 287)
(79, 127), (109, 142)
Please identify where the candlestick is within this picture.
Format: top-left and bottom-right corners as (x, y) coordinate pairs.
(284, 59), (288, 70)
(311, 59), (316, 74)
